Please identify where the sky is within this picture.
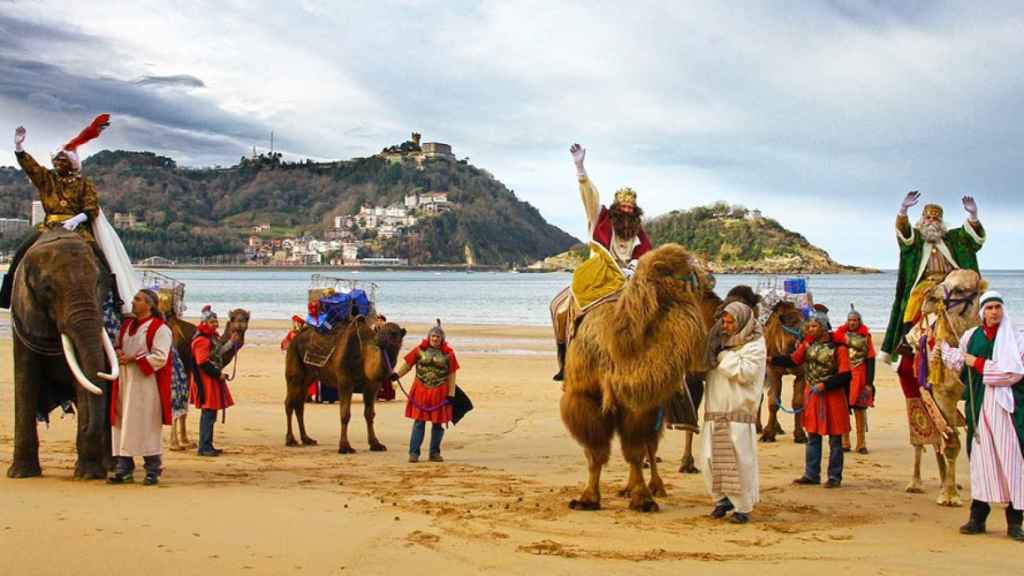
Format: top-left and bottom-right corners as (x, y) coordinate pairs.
(1, 1), (1023, 269)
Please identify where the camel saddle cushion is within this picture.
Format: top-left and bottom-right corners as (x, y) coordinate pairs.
(303, 330), (337, 368)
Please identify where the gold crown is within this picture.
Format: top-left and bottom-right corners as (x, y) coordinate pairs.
(614, 187), (637, 206)
(923, 204), (943, 218)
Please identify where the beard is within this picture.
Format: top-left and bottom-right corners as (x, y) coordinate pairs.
(609, 204), (643, 239)
(916, 220), (948, 243)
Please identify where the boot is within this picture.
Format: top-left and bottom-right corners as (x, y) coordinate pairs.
(1008, 506), (1024, 541)
(0, 273), (11, 309)
(960, 500), (990, 535)
(552, 342), (566, 381)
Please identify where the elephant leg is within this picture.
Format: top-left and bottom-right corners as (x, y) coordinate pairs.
(338, 389), (356, 454)
(364, 390), (386, 452)
(906, 445), (925, 493)
(74, 384), (109, 480)
(8, 341), (42, 478)
(562, 387), (613, 511)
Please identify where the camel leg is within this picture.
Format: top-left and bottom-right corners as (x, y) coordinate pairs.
(906, 445), (925, 493)
(297, 398), (317, 445)
(180, 415), (196, 448)
(679, 431), (700, 474)
(792, 375), (808, 444)
(169, 416), (184, 451)
(338, 391), (356, 454)
(761, 371), (783, 442)
(364, 390), (386, 452)
(854, 409), (868, 453)
(937, 437), (962, 507)
(619, 409), (660, 513)
(647, 442), (667, 497)
(562, 388), (613, 511)
(285, 396), (298, 446)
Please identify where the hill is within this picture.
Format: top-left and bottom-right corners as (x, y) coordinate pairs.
(0, 146), (579, 266)
(645, 202), (875, 273)
(528, 202), (875, 274)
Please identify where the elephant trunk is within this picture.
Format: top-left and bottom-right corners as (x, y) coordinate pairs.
(60, 299), (109, 436)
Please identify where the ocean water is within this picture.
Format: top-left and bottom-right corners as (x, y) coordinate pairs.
(157, 269), (1024, 329)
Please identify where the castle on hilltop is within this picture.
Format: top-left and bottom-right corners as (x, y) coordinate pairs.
(379, 132), (455, 164)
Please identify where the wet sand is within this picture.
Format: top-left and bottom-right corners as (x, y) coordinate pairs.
(0, 320), (1015, 575)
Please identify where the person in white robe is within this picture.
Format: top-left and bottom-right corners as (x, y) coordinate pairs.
(701, 301), (767, 524)
(109, 289), (172, 485)
(940, 291), (1024, 540)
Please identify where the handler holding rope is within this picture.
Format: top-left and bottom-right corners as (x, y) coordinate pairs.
(391, 321), (460, 463)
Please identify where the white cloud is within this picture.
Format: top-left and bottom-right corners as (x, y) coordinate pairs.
(2, 0), (1023, 268)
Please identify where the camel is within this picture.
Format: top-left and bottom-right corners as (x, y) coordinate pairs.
(676, 288), (723, 474)
(759, 301), (808, 443)
(284, 317), (405, 453)
(561, 244), (713, 512)
(904, 268), (985, 506)
(167, 308), (250, 449)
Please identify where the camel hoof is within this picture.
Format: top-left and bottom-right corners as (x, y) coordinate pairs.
(759, 435), (777, 443)
(369, 443), (387, 452)
(73, 460), (107, 480)
(630, 497), (660, 513)
(6, 461), (42, 479)
(936, 493), (963, 507)
(338, 446), (357, 455)
(905, 482), (925, 494)
(569, 499), (601, 511)
(617, 487), (632, 498)
(793, 435), (808, 445)
(302, 437), (318, 446)
(650, 484), (668, 498)
(286, 437), (299, 447)
(678, 463), (700, 474)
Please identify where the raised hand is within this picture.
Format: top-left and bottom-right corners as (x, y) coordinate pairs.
(14, 126), (26, 150)
(962, 195), (978, 219)
(899, 190), (921, 215)
(570, 143), (586, 169)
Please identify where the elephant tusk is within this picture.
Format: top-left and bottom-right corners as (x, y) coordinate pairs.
(97, 329), (119, 381)
(60, 333), (104, 396)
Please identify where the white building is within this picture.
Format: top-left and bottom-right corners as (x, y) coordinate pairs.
(31, 201), (44, 227)
(0, 217), (30, 235)
(342, 243), (360, 263)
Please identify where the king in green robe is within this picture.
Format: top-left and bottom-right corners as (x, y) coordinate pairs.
(881, 196), (985, 359)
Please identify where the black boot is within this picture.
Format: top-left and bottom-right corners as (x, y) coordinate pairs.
(960, 500), (990, 535)
(552, 342), (566, 381)
(1008, 506), (1024, 541)
(0, 273), (11, 309)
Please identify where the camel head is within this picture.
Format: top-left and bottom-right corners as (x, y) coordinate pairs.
(765, 301), (804, 356)
(633, 243), (708, 304)
(924, 269), (986, 340)
(375, 322), (407, 367)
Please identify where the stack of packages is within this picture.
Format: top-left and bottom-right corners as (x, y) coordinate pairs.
(756, 277), (814, 325)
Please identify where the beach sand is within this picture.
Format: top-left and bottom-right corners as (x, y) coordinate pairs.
(0, 319), (1014, 575)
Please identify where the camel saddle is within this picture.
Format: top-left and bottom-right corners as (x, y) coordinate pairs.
(303, 329), (337, 368)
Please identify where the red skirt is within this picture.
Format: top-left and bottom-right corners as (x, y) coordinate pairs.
(404, 379), (452, 424)
(848, 365), (874, 409)
(802, 386), (850, 436)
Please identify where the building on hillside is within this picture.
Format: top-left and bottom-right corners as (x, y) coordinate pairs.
(0, 217), (30, 236)
(404, 193), (419, 209)
(359, 257), (407, 266)
(342, 243), (360, 263)
(378, 224), (399, 239)
(113, 212), (143, 230)
(422, 142), (455, 161)
(31, 201), (45, 227)
(252, 223), (271, 233)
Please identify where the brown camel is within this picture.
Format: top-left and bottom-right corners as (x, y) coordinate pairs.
(676, 287), (722, 474)
(166, 309), (250, 449)
(561, 244), (712, 512)
(284, 317), (405, 453)
(759, 301), (808, 443)
(906, 269), (985, 506)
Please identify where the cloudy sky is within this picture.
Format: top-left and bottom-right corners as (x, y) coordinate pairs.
(2, 1), (1023, 268)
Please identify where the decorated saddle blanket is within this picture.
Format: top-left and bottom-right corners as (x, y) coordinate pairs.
(303, 330), (337, 368)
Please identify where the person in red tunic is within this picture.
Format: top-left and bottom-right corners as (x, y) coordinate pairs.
(190, 305), (239, 457)
(771, 305), (852, 488)
(390, 321), (459, 463)
(833, 305), (876, 454)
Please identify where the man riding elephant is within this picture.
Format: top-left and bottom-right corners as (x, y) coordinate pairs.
(1, 116), (139, 316)
(549, 143), (652, 380)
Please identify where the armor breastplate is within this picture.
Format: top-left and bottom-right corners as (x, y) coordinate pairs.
(847, 332), (868, 367)
(805, 340), (837, 384)
(415, 347), (450, 389)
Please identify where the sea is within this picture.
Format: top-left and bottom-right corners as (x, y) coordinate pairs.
(148, 269), (1024, 329)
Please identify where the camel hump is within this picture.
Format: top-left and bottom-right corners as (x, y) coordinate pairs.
(34, 227), (84, 247)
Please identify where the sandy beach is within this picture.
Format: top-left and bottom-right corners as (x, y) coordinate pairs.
(0, 319), (1015, 575)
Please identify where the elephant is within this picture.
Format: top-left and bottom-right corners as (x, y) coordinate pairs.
(7, 229), (120, 479)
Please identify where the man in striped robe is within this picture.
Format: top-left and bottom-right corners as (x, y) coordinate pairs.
(940, 291), (1024, 541)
